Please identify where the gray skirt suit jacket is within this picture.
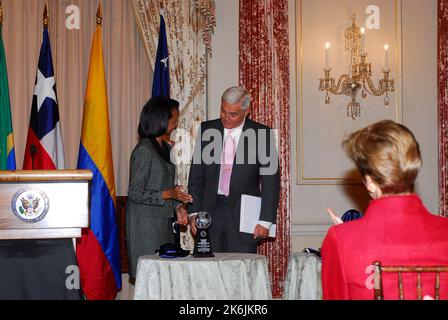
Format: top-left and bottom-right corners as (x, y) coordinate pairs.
(126, 138), (179, 278)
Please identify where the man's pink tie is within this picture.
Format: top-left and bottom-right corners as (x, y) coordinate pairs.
(219, 129), (235, 196)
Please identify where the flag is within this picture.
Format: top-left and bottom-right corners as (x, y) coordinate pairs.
(152, 13), (181, 240)
(76, 8), (121, 300)
(152, 14), (170, 97)
(0, 25), (15, 170)
(23, 26), (65, 170)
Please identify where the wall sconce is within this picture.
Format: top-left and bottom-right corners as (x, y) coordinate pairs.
(318, 14), (395, 120)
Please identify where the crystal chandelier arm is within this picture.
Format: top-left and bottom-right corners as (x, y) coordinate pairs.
(362, 79), (376, 95)
(329, 74), (350, 95)
(365, 76), (386, 96)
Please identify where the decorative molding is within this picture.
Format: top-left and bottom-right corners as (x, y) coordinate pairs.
(240, 0), (291, 299)
(291, 223), (332, 237)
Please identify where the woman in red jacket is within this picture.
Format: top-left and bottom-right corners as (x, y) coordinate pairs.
(321, 120), (448, 300)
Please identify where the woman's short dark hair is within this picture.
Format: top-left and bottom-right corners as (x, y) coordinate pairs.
(138, 96), (179, 139)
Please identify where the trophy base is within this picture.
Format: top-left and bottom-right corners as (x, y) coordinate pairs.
(193, 228), (214, 258)
(193, 252), (215, 258)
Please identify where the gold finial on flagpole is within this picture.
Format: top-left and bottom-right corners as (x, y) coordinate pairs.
(43, 4), (49, 28)
(159, 0), (165, 16)
(0, 1), (3, 28)
(96, 2), (102, 26)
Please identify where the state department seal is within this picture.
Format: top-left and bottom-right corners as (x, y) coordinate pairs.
(11, 188), (50, 223)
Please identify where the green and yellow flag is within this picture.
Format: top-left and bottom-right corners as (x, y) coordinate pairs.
(0, 21), (16, 170)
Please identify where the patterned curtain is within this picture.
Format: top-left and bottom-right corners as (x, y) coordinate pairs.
(439, 0), (448, 217)
(130, 0), (216, 186)
(239, 0), (291, 298)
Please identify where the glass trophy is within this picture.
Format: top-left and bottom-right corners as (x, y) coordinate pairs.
(193, 211), (214, 258)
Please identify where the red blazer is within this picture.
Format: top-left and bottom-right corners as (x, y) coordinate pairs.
(321, 194), (448, 300)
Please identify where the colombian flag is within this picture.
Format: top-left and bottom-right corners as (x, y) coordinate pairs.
(0, 25), (16, 170)
(76, 7), (121, 300)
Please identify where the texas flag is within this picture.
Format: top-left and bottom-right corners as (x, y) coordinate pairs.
(23, 26), (65, 170)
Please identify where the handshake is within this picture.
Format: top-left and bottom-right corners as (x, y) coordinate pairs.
(163, 185), (193, 204)
(162, 185), (193, 227)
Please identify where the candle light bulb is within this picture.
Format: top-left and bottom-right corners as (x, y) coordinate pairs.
(325, 42), (330, 69)
(384, 44), (389, 70)
(360, 28), (365, 54)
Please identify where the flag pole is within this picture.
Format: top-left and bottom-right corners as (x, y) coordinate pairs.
(43, 4), (49, 29)
(0, 1), (3, 28)
(96, 2), (102, 26)
(159, 0), (165, 16)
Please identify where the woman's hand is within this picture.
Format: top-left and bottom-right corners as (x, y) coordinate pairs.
(327, 208), (343, 225)
(163, 186), (193, 203)
(189, 215), (197, 236)
(176, 204), (189, 226)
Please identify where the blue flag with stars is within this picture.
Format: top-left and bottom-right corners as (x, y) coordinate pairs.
(152, 15), (170, 97)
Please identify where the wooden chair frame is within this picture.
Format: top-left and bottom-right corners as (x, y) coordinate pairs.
(373, 261), (448, 300)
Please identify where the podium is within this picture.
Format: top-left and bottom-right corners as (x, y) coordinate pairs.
(0, 170), (92, 299)
(0, 170), (92, 240)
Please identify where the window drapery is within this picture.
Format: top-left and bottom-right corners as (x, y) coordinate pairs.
(131, 0), (216, 186)
(239, 0), (292, 298)
(439, 0), (448, 216)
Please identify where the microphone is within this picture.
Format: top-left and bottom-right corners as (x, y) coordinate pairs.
(30, 144), (37, 170)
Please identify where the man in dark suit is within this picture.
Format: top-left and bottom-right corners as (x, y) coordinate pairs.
(187, 86), (280, 253)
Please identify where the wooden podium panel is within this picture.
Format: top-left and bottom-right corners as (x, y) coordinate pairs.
(0, 170), (92, 240)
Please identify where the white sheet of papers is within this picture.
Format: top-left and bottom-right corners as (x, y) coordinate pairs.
(239, 194), (276, 238)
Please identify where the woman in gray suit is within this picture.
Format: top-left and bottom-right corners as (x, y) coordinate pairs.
(126, 97), (193, 280)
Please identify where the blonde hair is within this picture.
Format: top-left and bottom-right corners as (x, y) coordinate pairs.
(342, 120), (422, 195)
